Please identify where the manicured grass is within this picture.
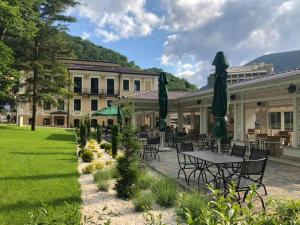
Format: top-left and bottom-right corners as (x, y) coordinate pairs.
(0, 124), (81, 225)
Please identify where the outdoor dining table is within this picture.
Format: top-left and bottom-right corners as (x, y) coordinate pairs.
(182, 151), (243, 190)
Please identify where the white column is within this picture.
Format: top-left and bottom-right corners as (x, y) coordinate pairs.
(203, 107), (208, 134)
(178, 109), (183, 132)
(190, 112), (195, 129)
(292, 96), (299, 148)
(233, 103), (238, 140)
(200, 107), (204, 134)
(240, 95), (245, 141)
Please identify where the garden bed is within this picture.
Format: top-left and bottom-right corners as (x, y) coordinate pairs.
(78, 139), (177, 225)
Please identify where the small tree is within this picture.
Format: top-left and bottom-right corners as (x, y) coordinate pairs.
(111, 125), (119, 157)
(79, 120), (87, 148)
(83, 115), (91, 138)
(96, 124), (102, 143)
(115, 124), (141, 199)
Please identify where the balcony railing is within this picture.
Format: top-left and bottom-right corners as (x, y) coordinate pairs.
(74, 88), (120, 96)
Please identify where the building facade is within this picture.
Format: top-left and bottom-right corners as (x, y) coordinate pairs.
(17, 59), (158, 127)
(205, 63), (274, 88)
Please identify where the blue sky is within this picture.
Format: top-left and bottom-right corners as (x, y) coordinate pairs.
(67, 0), (300, 88)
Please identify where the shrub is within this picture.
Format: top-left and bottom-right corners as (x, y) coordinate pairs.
(100, 143), (107, 149)
(97, 152), (103, 158)
(82, 164), (95, 174)
(96, 125), (102, 143)
(82, 162), (104, 174)
(115, 125), (141, 199)
(105, 160), (113, 166)
(111, 125), (119, 157)
(107, 149), (112, 156)
(151, 178), (178, 207)
(77, 148), (83, 157)
(94, 168), (116, 192)
(104, 143), (112, 152)
(79, 120), (87, 148)
(82, 149), (93, 162)
(176, 192), (207, 221)
(133, 191), (155, 212)
(136, 170), (157, 192)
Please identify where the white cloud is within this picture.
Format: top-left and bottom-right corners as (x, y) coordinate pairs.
(80, 31), (91, 40)
(161, 0), (229, 31)
(73, 0), (160, 42)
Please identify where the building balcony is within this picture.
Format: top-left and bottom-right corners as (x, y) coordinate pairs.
(74, 88), (120, 97)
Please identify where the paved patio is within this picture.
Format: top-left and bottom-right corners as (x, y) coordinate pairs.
(144, 149), (300, 199)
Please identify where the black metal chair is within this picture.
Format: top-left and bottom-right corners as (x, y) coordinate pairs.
(176, 132), (187, 143)
(231, 144), (247, 157)
(249, 147), (270, 160)
(221, 137), (233, 153)
(176, 142), (195, 183)
(225, 158), (268, 210)
(197, 133), (208, 150)
(141, 137), (160, 161)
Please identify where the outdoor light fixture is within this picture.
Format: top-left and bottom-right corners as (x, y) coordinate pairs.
(197, 99), (202, 104)
(287, 84), (296, 93)
(230, 94), (236, 101)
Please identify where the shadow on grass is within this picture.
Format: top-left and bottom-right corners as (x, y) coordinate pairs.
(0, 195), (81, 213)
(0, 172), (78, 181)
(46, 133), (74, 142)
(11, 151), (74, 156)
(64, 128), (75, 133)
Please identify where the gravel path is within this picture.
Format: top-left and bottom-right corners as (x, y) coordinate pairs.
(78, 142), (177, 225)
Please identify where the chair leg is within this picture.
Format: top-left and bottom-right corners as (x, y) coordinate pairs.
(243, 191), (248, 202)
(254, 190), (265, 211)
(261, 183), (268, 195)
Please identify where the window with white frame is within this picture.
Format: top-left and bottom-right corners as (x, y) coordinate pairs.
(284, 112), (293, 131)
(269, 112), (281, 129)
(74, 99), (81, 111)
(91, 99), (98, 111)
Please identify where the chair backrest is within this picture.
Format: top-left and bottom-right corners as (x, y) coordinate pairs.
(279, 131), (289, 136)
(199, 133), (208, 139)
(240, 158), (268, 176)
(267, 136), (281, 142)
(147, 137), (160, 145)
(139, 132), (148, 139)
(231, 144), (247, 157)
(256, 133), (268, 138)
(221, 137), (233, 150)
(177, 132), (186, 138)
(176, 142), (194, 153)
(249, 148), (270, 160)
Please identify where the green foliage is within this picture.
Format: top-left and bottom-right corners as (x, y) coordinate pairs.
(115, 125), (141, 199)
(82, 162), (104, 174)
(28, 202), (81, 225)
(143, 211), (166, 225)
(151, 178), (178, 208)
(79, 120), (87, 148)
(83, 115), (91, 138)
(176, 192), (208, 221)
(81, 149), (93, 162)
(93, 167), (116, 192)
(105, 143), (112, 151)
(135, 169), (157, 191)
(96, 125), (102, 143)
(133, 191), (155, 212)
(145, 68), (198, 92)
(111, 125), (119, 157)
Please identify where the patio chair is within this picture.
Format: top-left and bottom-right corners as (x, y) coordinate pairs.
(141, 137), (160, 161)
(224, 158), (268, 210)
(176, 142), (195, 183)
(221, 136), (233, 153)
(197, 133), (208, 150)
(249, 147), (270, 160)
(230, 144), (247, 158)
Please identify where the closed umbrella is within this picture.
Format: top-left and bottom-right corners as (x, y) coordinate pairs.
(158, 72), (169, 148)
(211, 51), (229, 153)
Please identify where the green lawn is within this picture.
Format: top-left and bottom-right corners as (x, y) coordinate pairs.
(0, 125), (81, 225)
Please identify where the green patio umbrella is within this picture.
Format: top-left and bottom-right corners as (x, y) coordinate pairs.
(91, 106), (119, 116)
(158, 72), (169, 132)
(211, 51), (229, 153)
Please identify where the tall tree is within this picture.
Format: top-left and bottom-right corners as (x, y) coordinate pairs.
(0, 0), (37, 102)
(15, 0), (78, 131)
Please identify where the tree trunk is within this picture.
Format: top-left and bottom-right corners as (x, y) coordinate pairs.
(31, 38), (39, 131)
(0, 26), (6, 41)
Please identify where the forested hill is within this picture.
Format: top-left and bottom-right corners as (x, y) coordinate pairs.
(63, 33), (199, 92)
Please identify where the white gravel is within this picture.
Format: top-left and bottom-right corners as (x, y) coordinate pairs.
(78, 142), (177, 225)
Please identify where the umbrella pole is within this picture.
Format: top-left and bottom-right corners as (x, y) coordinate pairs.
(160, 131), (165, 148)
(217, 139), (221, 154)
